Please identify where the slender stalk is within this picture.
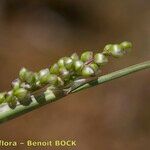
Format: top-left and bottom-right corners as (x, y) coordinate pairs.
(72, 60), (150, 93)
(0, 61), (150, 124)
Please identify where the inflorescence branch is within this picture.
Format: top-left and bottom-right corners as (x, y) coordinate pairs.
(0, 41), (149, 124)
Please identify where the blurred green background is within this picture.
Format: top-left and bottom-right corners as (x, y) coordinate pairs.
(0, 0), (150, 149)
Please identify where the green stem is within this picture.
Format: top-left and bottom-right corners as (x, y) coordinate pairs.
(72, 60), (150, 93)
(0, 61), (150, 124)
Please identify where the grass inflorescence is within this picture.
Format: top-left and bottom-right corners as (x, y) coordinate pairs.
(0, 41), (132, 109)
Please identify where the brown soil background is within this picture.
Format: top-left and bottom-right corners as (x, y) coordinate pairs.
(0, 0), (150, 149)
